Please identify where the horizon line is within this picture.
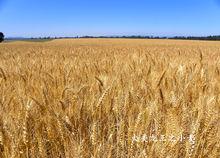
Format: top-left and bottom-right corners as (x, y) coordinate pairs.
(5, 34), (220, 39)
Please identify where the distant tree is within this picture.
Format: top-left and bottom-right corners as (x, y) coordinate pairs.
(0, 32), (4, 43)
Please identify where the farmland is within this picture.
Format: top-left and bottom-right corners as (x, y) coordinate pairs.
(0, 39), (219, 157)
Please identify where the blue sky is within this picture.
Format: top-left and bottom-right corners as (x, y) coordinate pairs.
(0, 0), (220, 37)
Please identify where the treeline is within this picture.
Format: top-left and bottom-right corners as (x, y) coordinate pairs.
(169, 36), (220, 41)
(80, 35), (220, 41)
(34, 35), (220, 41)
(4, 35), (220, 42)
(79, 35), (168, 39)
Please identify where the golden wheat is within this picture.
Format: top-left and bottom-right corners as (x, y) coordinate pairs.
(0, 39), (219, 157)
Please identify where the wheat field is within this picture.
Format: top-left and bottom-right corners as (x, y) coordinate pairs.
(0, 39), (219, 158)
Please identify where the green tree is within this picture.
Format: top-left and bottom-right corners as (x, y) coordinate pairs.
(0, 32), (4, 43)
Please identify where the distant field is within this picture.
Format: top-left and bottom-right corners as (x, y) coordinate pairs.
(4, 38), (54, 43)
(0, 39), (219, 157)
